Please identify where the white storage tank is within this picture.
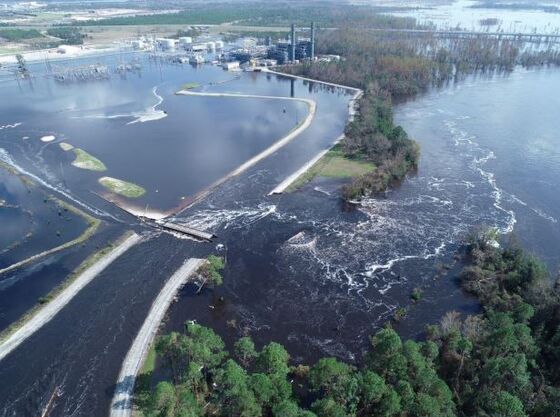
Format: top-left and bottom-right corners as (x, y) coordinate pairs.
(191, 44), (207, 53)
(222, 61), (240, 71)
(131, 40), (144, 50)
(159, 38), (176, 50)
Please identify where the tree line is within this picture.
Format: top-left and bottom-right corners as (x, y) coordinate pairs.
(283, 28), (560, 199)
(75, 2), (419, 29)
(138, 230), (560, 417)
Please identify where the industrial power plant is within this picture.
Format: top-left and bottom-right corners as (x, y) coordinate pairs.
(266, 22), (316, 64)
(126, 22), (320, 71)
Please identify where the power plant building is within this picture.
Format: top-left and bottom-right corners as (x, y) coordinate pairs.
(266, 22), (316, 64)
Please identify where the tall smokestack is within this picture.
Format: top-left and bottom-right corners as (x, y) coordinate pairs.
(310, 22), (315, 60)
(291, 23), (296, 62)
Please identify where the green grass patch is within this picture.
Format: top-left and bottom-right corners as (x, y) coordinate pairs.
(133, 343), (157, 416)
(99, 176), (146, 198)
(0, 206), (114, 345)
(72, 148), (107, 171)
(287, 145), (375, 192)
(60, 142), (74, 151)
(0, 28), (43, 42)
(141, 343), (158, 376)
(179, 82), (200, 91)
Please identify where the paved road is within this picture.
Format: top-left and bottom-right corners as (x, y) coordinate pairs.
(109, 258), (205, 417)
(0, 232), (142, 362)
(175, 90), (316, 212)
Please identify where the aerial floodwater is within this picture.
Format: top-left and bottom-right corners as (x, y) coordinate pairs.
(162, 67), (560, 363)
(0, 4), (560, 417)
(388, 0), (560, 32)
(0, 52), (355, 416)
(0, 54), (314, 216)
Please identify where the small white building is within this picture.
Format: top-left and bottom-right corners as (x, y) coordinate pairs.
(215, 40), (224, 50)
(222, 61), (240, 71)
(191, 44), (207, 53)
(179, 36), (193, 45)
(131, 39), (145, 50)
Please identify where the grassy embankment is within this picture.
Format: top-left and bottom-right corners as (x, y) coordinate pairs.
(0, 196), (101, 276)
(287, 144), (375, 192)
(0, 161), (101, 276)
(0, 231), (133, 345)
(99, 177), (146, 198)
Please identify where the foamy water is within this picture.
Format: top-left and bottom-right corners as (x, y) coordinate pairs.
(74, 86), (167, 125)
(0, 123), (22, 130)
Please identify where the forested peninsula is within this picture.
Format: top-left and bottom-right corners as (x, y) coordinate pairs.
(284, 28), (560, 199)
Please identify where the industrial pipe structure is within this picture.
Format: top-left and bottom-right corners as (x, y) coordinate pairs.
(310, 22), (315, 60)
(291, 24), (296, 62)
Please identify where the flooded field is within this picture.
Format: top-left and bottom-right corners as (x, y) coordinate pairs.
(0, 55), (329, 216)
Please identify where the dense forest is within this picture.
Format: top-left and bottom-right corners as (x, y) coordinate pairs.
(138, 231), (560, 417)
(46, 27), (85, 45)
(284, 28), (560, 199)
(0, 28), (43, 42)
(76, 3), (420, 29)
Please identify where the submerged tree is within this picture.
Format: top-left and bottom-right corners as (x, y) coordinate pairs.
(196, 255), (224, 293)
(15, 54), (29, 78)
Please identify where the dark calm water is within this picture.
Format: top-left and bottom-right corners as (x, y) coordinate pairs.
(0, 54), (347, 214)
(1, 51), (559, 416)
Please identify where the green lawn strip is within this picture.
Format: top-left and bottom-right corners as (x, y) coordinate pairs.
(287, 145), (375, 192)
(71, 148), (107, 171)
(133, 343), (158, 417)
(0, 230), (134, 345)
(99, 176), (146, 198)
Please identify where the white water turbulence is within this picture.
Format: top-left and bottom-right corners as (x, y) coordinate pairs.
(444, 120), (516, 235)
(75, 86), (167, 125)
(268, 106), (535, 340)
(174, 203), (278, 233)
(127, 87), (167, 125)
(0, 123), (22, 130)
